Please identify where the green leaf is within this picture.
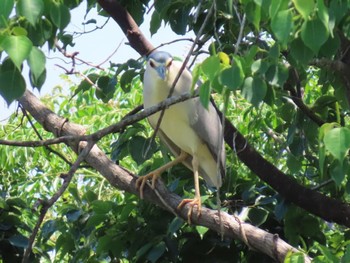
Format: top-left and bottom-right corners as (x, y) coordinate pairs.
(317, 0), (330, 34)
(271, 9), (293, 45)
(268, 43), (280, 61)
(50, 2), (71, 31)
(96, 76), (117, 102)
(246, 2), (261, 30)
(6, 198), (26, 208)
(265, 64), (289, 87)
(319, 34), (340, 58)
(284, 252), (308, 263)
(167, 217), (184, 236)
(218, 59), (245, 91)
(301, 18), (329, 54)
(96, 235), (113, 255)
(201, 56), (220, 80)
(66, 209), (81, 222)
(83, 190), (98, 203)
(29, 68), (46, 90)
(341, 245), (350, 263)
(147, 241), (166, 263)
(269, 0), (289, 18)
(0, 0), (14, 27)
(169, 6), (190, 35)
(199, 81), (211, 109)
(251, 59), (269, 75)
(91, 200), (114, 214)
(287, 153), (302, 174)
(329, 159), (346, 186)
(136, 243), (153, 261)
(195, 225), (209, 239)
(290, 38), (314, 65)
(247, 207), (268, 226)
(0, 69), (26, 105)
(8, 234), (29, 248)
(16, 0), (44, 26)
(191, 64), (201, 91)
(128, 136), (157, 165)
(242, 76), (267, 107)
(323, 127), (350, 161)
(316, 243), (341, 262)
(150, 10), (161, 36)
(2, 35), (33, 70)
(120, 69), (137, 92)
(41, 220), (59, 240)
(27, 47), (46, 86)
(292, 0), (315, 19)
(12, 26), (28, 36)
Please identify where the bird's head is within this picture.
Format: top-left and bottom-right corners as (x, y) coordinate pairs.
(146, 51), (173, 80)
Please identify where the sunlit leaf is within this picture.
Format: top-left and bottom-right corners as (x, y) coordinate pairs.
(301, 18), (329, 53)
(2, 35), (33, 70)
(242, 76), (267, 107)
(199, 80), (211, 109)
(16, 0), (44, 26)
(201, 56), (220, 80)
(27, 47), (46, 86)
(150, 10), (161, 35)
(219, 58), (245, 91)
(271, 9), (293, 45)
(0, 0), (14, 24)
(50, 2), (71, 30)
(292, 0), (315, 19)
(324, 127), (350, 161)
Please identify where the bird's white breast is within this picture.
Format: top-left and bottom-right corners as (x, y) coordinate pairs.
(143, 61), (201, 154)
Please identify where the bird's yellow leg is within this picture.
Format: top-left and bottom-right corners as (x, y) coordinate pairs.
(136, 151), (188, 199)
(177, 155), (201, 224)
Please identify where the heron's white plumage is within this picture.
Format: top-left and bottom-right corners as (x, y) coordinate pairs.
(143, 52), (225, 188)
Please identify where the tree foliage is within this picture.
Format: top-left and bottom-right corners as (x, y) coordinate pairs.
(1, 0), (350, 262)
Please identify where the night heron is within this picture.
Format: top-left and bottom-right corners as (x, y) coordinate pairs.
(136, 51), (226, 223)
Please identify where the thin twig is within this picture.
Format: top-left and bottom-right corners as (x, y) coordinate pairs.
(3, 93), (197, 149)
(234, 13), (246, 55)
(22, 140), (96, 263)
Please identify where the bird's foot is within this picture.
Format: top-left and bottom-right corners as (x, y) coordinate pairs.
(136, 172), (159, 199)
(177, 197), (202, 224)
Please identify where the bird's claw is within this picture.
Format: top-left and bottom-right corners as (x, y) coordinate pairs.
(177, 197), (202, 224)
(136, 173), (159, 199)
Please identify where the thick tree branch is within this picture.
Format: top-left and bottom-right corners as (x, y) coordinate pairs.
(97, 0), (154, 55)
(17, 89), (310, 262)
(97, 0), (350, 227)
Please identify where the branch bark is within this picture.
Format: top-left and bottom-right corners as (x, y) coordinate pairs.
(97, 0), (350, 227)
(18, 89), (310, 262)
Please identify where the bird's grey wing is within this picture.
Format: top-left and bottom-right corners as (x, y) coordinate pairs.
(190, 97), (226, 177)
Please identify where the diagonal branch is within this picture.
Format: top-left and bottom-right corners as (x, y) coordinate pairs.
(17, 89), (311, 262)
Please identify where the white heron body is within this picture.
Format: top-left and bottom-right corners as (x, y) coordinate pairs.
(137, 51), (225, 222)
(143, 56), (224, 188)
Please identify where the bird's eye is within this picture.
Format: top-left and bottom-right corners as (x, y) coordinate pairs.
(150, 60), (155, 68)
(167, 59), (173, 67)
